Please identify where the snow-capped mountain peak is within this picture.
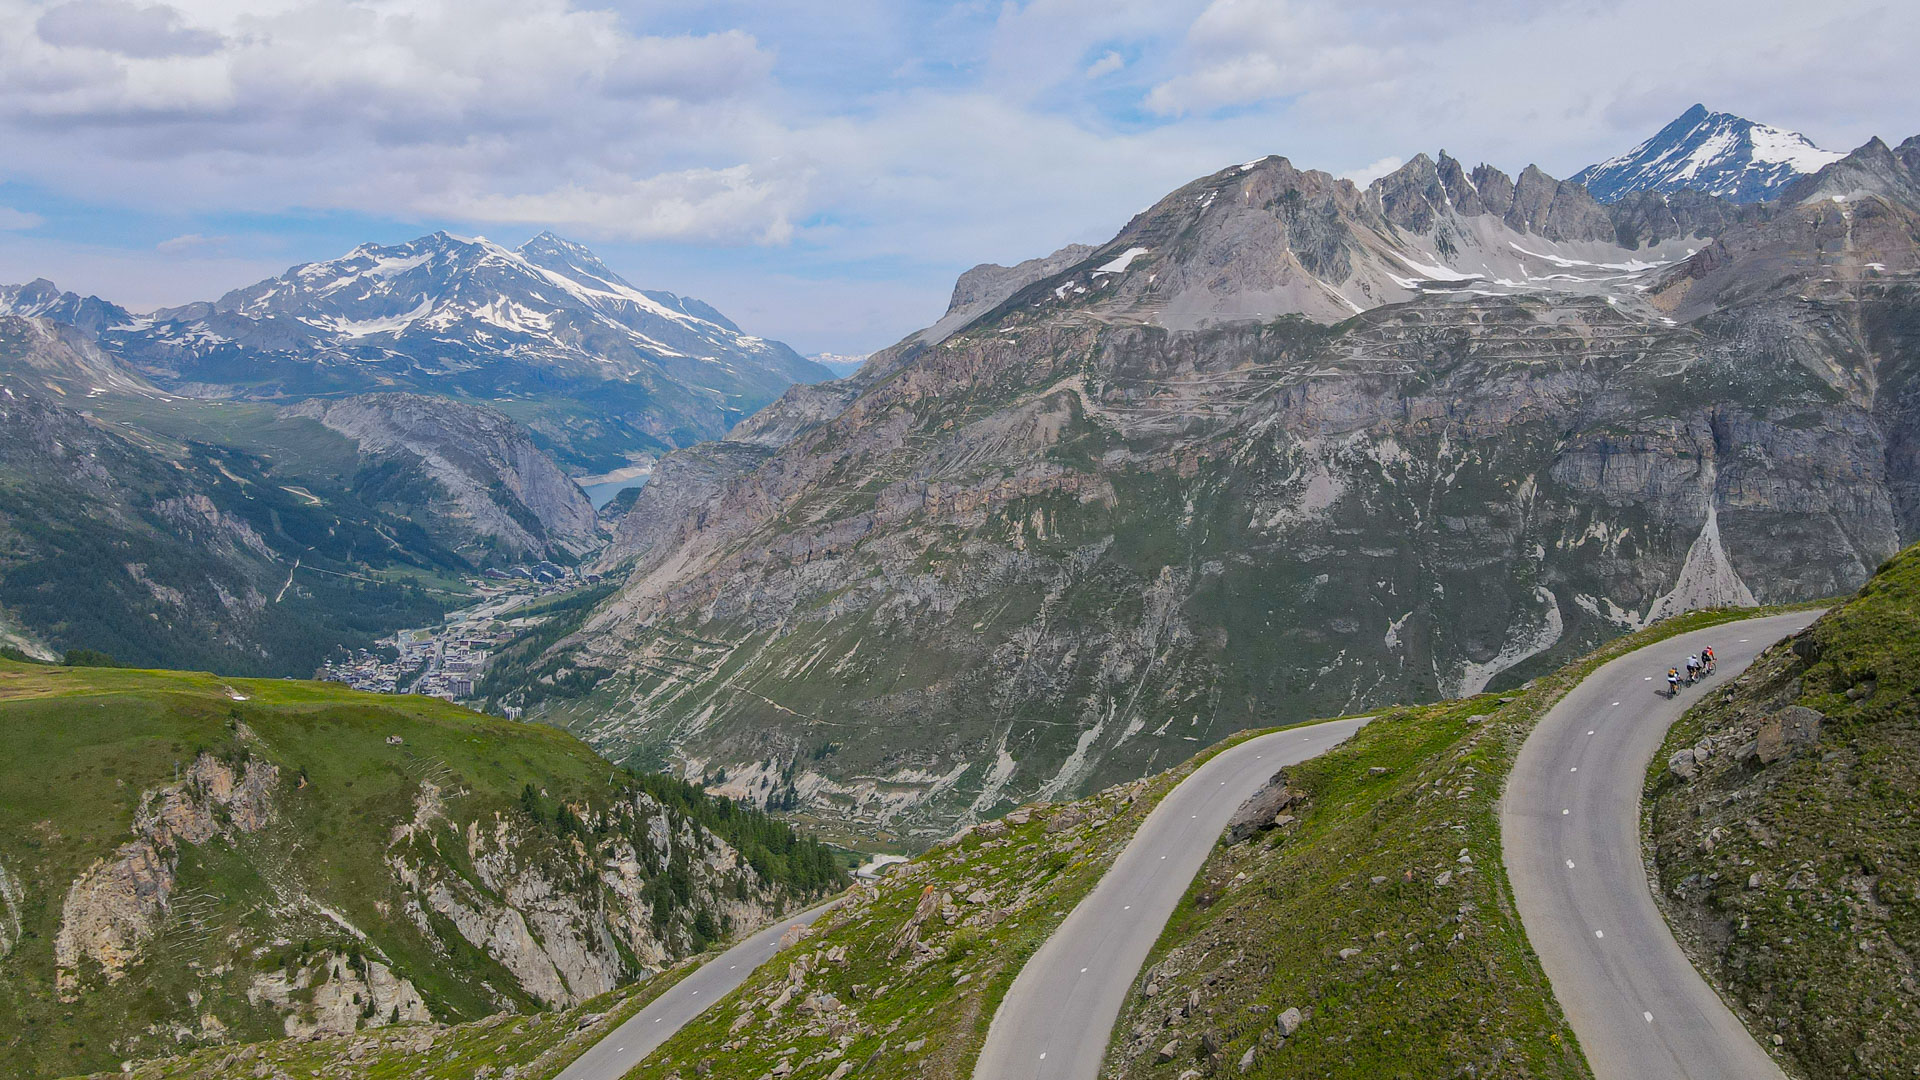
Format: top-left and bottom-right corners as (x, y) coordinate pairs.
(1572, 104), (1843, 204)
(137, 230), (801, 374)
(61, 231), (830, 461)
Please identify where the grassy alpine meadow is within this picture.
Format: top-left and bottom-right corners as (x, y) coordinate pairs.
(0, 660), (841, 1080)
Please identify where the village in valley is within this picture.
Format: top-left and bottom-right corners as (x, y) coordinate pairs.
(317, 560), (594, 712)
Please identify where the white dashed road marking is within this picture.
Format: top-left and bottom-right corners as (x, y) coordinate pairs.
(1566, 860), (1576, 869)
(1595, 930), (1605, 939)
(1644, 1012), (1655, 1024)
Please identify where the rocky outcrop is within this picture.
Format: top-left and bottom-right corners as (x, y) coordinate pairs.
(920, 243), (1099, 345)
(249, 952), (432, 1038)
(286, 392), (598, 561)
(1224, 772), (1306, 844)
(1604, 188), (1773, 250)
(0, 860), (22, 962)
(54, 752), (279, 998)
(1652, 136), (1920, 322)
(389, 787), (786, 1008)
(0, 314), (155, 399)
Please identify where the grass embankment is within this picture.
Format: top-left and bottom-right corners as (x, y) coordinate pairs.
(625, 733), (1283, 1080)
(0, 661), (839, 1080)
(1649, 546), (1920, 1079)
(1102, 606), (1814, 1080)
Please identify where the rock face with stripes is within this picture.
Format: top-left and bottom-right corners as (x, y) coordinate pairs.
(529, 133), (1920, 846)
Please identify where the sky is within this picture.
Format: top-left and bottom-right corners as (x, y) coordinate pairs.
(0, 0), (1914, 355)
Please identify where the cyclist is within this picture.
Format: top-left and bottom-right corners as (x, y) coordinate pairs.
(1702, 646), (1715, 675)
(1667, 668), (1682, 697)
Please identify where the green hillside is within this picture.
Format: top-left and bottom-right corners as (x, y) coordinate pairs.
(0, 661), (841, 1080)
(1650, 544), (1920, 1078)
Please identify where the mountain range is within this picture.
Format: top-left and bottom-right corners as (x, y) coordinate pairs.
(4, 232), (828, 473)
(0, 234), (832, 674)
(488, 114), (1920, 845)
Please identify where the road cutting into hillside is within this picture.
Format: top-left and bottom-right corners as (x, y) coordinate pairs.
(1504, 610), (1819, 1080)
(555, 899), (839, 1080)
(972, 716), (1371, 1080)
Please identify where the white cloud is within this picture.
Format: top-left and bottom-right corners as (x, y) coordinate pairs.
(1145, 0), (1393, 116)
(1084, 50), (1125, 80)
(155, 232), (220, 252)
(0, 206), (44, 230)
(0, 0), (1916, 353)
(444, 164), (806, 245)
(1338, 156), (1402, 186)
(36, 0), (222, 59)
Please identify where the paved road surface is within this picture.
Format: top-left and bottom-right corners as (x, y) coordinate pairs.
(1503, 611), (1818, 1080)
(973, 717), (1371, 1080)
(555, 899), (839, 1080)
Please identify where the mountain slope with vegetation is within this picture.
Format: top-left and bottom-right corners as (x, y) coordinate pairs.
(1649, 542), (1920, 1079)
(628, 736), (1250, 1080)
(0, 315), (617, 675)
(1095, 606), (1809, 1080)
(529, 133), (1918, 845)
(461, 607), (1790, 1080)
(0, 659), (842, 1080)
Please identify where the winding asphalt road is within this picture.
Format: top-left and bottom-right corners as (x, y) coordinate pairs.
(554, 899), (838, 1080)
(972, 717), (1371, 1080)
(1503, 611), (1818, 1080)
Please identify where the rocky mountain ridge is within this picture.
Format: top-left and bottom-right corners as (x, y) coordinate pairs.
(512, 129), (1920, 845)
(1573, 104), (1844, 203)
(0, 279), (136, 336)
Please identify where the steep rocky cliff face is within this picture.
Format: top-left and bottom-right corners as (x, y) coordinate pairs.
(286, 393), (599, 562)
(546, 138), (1920, 845)
(0, 662), (840, 1080)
